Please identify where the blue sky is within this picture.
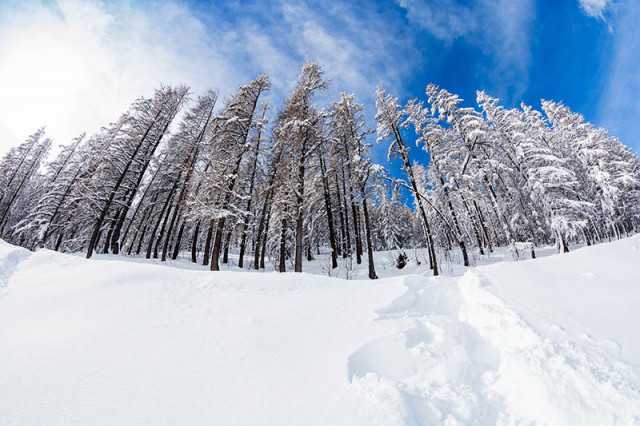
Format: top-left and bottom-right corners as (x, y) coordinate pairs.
(0, 0), (638, 164)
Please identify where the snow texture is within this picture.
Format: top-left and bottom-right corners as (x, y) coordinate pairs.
(1, 236), (639, 424)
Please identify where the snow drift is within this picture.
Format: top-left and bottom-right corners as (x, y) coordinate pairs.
(1, 237), (639, 425)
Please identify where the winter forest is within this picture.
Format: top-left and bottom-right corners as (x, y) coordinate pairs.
(1, 62), (639, 279)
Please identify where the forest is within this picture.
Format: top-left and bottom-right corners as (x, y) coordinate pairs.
(1, 62), (639, 279)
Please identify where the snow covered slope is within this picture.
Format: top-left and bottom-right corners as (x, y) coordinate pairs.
(1, 237), (639, 425)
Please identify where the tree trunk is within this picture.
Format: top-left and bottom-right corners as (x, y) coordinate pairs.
(145, 182), (178, 259)
(191, 221), (201, 263)
(161, 205), (181, 261)
(360, 186), (377, 280)
(260, 212), (270, 270)
(319, 154), (338, 269)
(202, 219), (215, 267)
(335, 178), (347, 257)
(171, 220), (186, 260)
(153, 201), (175, 259)
(294, 141), (307, 273)
(222, 229), (232, 264)
(279, 217), (287, 273)
(391, 124), (438, 276)
(54, 233), (64, 252)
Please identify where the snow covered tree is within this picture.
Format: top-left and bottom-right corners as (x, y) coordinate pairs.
(272, 63), (326, 273)
(376, 86), (439, 275)
(0, 128), (51, 239)
(84, 85), (189, 258)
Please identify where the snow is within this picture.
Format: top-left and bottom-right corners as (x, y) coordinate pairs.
(1, 236), (640, 424)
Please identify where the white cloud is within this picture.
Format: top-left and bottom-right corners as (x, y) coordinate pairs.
(578, 0), (611, 18)
(0, 0), (417, 157)
(397, 0), (478, 42)
(597, 0), (640, 151)
(396, 0), (535, 102)
(0, 0), (243, 155)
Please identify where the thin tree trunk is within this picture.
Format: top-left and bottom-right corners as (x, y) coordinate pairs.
(202, 219), (215, 267)
(222, 229), (232, 264)
(390, 124), (438, 275)
(260, 212), (270, 270)
(279, 217), (287, 273)
(335, 177), (347, 257)
(161, 205), (181, 261)
(171, 220), (186, 260)
(145, 182), (178, 259)
(319, 154), (338, 269)
(153, 201), (175, 259)
(191, 221), (201, 263)
(54, 233), (64, 252)
(360, 186), (377, 279)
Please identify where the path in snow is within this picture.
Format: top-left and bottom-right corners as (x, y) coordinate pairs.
(348, 270), (640, 424)
(347, 236), (640, 424)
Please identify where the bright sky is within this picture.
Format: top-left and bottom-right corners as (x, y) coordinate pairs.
(0, 0), (638, 162)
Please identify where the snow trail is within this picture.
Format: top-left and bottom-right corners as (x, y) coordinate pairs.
(346, 239), (640, 424)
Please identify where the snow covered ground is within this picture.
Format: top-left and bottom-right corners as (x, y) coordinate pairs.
(1, 237), (639, 425)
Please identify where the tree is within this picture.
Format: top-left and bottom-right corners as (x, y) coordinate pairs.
(376, 86), (439, 275)
(272, 62), (326, 273)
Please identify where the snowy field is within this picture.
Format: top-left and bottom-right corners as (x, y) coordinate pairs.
(1, 237), (640, 425)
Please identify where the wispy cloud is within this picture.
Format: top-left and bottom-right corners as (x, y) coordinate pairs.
(578, 0), (612, 19)
(597, 0), (640, 151)
(0, 0), (419, 156)
(396, 0), (535, 102)
(0, 0), (244, 153)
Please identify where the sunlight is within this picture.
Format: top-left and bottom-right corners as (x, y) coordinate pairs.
(0, 13), (109, 149)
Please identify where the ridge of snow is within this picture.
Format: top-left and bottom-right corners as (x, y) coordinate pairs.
(0, 239), (31, 289)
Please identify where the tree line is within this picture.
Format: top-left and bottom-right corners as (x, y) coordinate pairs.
(1, 62), (639, 277)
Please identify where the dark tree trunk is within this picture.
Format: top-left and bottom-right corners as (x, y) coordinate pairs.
(54, 233), (64, 252)
(134, 223), (149, 255)
(211, 218), (226, 271)
(153, 201), (175, 259)
(120, 164), (163, 252)
(260, 212), (270, 270)
(145, 182), (178, 259)
(126, 196), (156, 256)
(191, 221), (201, 263)
(202, 219), (215, 267)
(351, 198), (363, 264)
(254, 199), (271, 269)
(171, 220), (186, 260)
(279, 217), (287, 273)
(360, 187), (377, 280)
(319, 154), (338, 269)
(161, 205), (181, 261)
(237, 106), (266, 269)
(391, 124), (438, 276)
(222, 230), (232, 264)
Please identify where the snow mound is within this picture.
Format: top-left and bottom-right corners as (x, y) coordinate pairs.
(1, 237), (640, 424)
